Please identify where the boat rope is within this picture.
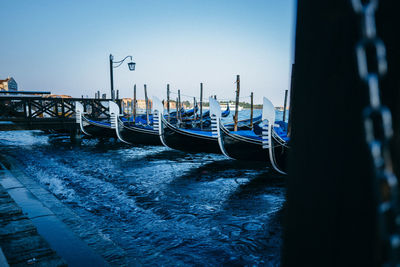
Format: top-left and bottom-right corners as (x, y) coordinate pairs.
(351, 0), (400, 264)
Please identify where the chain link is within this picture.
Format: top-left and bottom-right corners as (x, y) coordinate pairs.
(351, 0), (400, 264)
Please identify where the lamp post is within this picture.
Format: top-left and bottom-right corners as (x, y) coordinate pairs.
(109, 54), (136, 100)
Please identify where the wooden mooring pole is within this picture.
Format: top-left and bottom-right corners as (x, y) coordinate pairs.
(250, 92), (253, 128)
(167, 84), (170, 122)
(193, 97), (196, 121)
(178, 90), (181, 122)
(200, 83), (203, 129)
(288, 64), (295, 136)
(283, 89), (288, 124)
(133, 84), (136, 123)
(233, 75), (240, 131)
(144, 84), (149, 125)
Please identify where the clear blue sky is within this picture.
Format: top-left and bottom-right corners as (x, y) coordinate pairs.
(0, 0), (296, 105)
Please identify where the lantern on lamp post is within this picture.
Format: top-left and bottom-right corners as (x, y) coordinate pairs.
(109, 54), (135, 100)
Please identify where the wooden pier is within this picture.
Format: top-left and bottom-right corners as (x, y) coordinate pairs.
(0, 95), (120, 133)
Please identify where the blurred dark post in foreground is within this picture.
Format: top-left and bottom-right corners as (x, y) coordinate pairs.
(283, 1), (400, 266)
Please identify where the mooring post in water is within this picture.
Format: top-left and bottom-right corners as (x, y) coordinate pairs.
(193, 97), (196, 121)
(116, 90), (119, 100)
(144, 84), (149, 125)
(288, 64), (295, 136)
(178, 89), (181, 122)
(133, 84), (136, 123)
(167, 84), (170, 122)
(69, 127), (82, 144)
(200, 83), (203, 129)
(234, 75), (240, 131)
(250, 92), (254, 128)
(283, 89), (288, 124)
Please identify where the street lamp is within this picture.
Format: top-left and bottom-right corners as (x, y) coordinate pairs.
(109, 54), (135, 100)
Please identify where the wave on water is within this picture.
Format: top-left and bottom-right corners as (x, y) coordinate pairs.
(0, 126), (285, 266)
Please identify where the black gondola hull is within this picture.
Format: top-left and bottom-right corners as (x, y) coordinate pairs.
(220, 125), (268, 161)
(162, 119), (221, 154)
(219, 124), (288, 170)
(118, 119), (162, 146)
(82, 117), (116, 138)
(270, 134), (289, 172)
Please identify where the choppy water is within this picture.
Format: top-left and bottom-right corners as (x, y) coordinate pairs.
(0, 109), (286, 266)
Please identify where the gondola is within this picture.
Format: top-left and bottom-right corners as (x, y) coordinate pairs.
(184, 104), (230, 129)
(75, 102), (117, 138)
(112, 98), (230, 145)
(109, 101), (162, 146)
(224, 114), (262, 131)
(156, 97), (222, 154)
(211, 97), (289, 174)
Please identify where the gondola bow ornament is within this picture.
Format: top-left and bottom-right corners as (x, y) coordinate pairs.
(109, 101), (130, 144)
(152, 96), (169, 147)
(75, 101), (91, 136)
(210, 97), (228, 156)
(262, 97), (286, 175)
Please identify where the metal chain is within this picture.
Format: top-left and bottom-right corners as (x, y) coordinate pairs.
(351, 0), (400, 264)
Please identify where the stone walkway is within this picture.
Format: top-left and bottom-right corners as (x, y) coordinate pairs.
(0, 183), (66, 266)
(0, 155), (127, 266)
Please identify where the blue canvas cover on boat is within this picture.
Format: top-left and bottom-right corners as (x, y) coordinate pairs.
(240, 121), (289, 141)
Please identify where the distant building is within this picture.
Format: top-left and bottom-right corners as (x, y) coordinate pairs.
(220, 102), (243, 112)
(121, 98), (153, 114)
(164, 101), (177, 109)
(121, 98), (153, 109)
(0, 77), (18, 91)
(45, 94), (72, 98)
(275, 106), (290, 111)
(121, 98), (192, 114)
(136, 99), (152, 110)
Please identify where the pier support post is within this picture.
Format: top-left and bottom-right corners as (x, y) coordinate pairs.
(69, 127), (82, 145)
